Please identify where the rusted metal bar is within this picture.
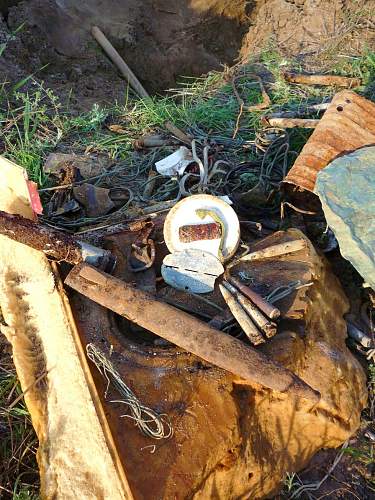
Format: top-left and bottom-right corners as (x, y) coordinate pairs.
(282, 71), (362, 88)
(65, 263), (320, 403)
(179, 222), (221, 243)
(227, 275), (280, 320)
(239, 239), (306, 262)
(223, 281), (277, 338)
(219, 283), (265, 345)
(0, 210), (114, 269)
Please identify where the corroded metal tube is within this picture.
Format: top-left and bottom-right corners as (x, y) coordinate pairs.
(0, 210), (114, 269)
(223, 281), (277, 338)
(227, 275), (280, 320)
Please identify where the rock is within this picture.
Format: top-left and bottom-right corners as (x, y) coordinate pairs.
(316, 146), (375, 289)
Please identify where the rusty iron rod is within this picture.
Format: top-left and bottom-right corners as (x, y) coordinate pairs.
(0, 210), (114, 269)
(219, 283), (265, 345)
(66, 263), (320, 403)
(227, 275), (280, 320)
(223, 281), (277, 338)
(282, 71), (362, 88)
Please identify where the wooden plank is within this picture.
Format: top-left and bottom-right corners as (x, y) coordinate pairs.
(0, 156), (133, 500)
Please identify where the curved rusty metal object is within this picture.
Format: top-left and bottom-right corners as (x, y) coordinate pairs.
(284, 91), (375, 193)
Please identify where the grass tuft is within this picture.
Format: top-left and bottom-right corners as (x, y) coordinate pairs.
(0, 339), (39, 499)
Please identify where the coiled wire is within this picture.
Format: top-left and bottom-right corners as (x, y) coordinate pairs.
(86, 343), (173, 440)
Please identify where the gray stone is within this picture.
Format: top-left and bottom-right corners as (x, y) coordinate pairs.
(315, 146), (375, 289)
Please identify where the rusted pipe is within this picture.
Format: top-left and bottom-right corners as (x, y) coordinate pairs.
(347, 322), (373, 348)
(0, 210), (114, 270)
(65, 263), (320, 403)
(220, 283), (265, 345)
(227, 275), (280, 320)
(282, 71), (362, 88)
(223, 281), (277, 338)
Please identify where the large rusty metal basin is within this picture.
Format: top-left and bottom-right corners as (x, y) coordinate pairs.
(71, 228), (367, 499)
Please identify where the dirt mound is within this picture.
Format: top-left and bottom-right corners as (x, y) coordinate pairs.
(241, 0), (375, 68)
(0, 0), (373, 110)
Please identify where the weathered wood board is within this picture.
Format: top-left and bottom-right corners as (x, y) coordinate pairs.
(0, 157), (133, 500)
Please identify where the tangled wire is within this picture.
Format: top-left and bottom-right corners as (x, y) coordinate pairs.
(41, 122), (297, 232)
(86, 343), (173, 440)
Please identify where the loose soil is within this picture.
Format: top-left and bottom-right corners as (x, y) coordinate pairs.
(0, 0), (374, 110)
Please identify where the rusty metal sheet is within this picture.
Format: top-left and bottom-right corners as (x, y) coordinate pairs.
(284, 90), (375, 193)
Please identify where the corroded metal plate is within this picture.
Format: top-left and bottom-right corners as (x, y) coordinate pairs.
(162, 248), (224, 293)
(284, 91), (375, 193)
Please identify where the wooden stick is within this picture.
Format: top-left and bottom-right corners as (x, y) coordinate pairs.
(0, 210), (114, 269)
(91, 26), (191, 144)
(92, 26), (149, 99)
(282, 71), (361, 88)
(164, 121), (192, 145)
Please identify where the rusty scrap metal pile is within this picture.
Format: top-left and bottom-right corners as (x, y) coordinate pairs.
(1, 82), (375, 442)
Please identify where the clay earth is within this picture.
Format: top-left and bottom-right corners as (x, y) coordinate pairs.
(0, 0), (374, 109)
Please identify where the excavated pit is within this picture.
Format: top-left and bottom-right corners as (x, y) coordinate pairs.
(1, 0), (373, 111)
(0, 0), (251, 110)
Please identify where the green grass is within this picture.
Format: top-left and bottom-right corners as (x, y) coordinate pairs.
(1, 48), (374, 188)
(0, 357), (39, 499)
(0, 84), (63, 185)
(344, 445), (374, 467)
